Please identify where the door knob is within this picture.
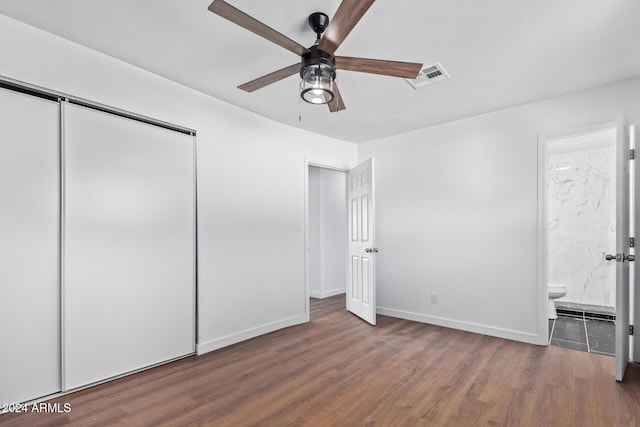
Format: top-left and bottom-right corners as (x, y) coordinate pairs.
(365, 248), (378, 253)
(605, 253), (635, 262)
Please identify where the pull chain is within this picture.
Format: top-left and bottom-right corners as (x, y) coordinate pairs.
(298, 78), (302, 122)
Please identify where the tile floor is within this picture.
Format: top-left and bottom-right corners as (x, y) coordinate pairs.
(548, 312), (615, 356)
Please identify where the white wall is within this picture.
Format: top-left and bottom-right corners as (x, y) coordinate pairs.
(309, 166), (347, 299)
(0, 14), (357, 355)
(359, 78), (640, 345)
(309, 167), (322, 296)
(320, 168), (347, 296)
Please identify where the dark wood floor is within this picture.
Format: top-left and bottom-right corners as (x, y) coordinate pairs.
(2, 294), (640, 426)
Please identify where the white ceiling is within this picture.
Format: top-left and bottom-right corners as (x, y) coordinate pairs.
(1, 0), (639, 143)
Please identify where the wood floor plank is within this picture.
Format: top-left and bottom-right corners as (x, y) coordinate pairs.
(1, 293), (639, 426)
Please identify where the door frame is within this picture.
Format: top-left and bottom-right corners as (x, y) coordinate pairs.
(632, 123), (639, 363)
(304, 157), (352, 321)
(537, 121), (618, 346)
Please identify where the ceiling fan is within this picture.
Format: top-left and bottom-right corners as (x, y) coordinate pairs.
(208, 0), (423, 112)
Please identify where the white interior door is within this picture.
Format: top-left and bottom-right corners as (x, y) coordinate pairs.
(0, 89), (60, 403)
(63, 103), (195, 390)
(615, 115), (631, 382)
(347, 158), (376, 325)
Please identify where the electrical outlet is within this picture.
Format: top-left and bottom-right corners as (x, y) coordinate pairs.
(430, 292), (438, 304)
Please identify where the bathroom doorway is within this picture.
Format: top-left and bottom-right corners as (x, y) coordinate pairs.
(305, 161), (348, 320)
(543, 126), (618, 356)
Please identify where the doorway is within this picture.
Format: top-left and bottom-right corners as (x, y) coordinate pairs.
(304, 157), (378, 325)
(543, 126), (617, 355)
(307, 164), (348, 319)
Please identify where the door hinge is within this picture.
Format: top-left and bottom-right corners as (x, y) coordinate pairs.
(631, 237), (635, 248)
(631, 325), (634, 336)
(631, 149), (635, 160)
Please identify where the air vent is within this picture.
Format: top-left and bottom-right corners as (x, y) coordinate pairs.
(405, 63), (450, 90)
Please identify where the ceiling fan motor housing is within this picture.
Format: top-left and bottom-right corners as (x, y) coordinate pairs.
(300, 46), (336, 80)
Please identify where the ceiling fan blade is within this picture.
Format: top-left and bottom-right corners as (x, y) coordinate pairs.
(318, 0), (376, 55)
(335, 57), (422, 79)
(327, 82), (346, 113)
(208, 0), (309, 56)
(238, 63), (300, 92)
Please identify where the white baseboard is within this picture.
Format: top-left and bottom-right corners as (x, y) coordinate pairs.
(309, 288), (345, 299)
(376, 307), (546, 346)
(196, 315), (307, 355)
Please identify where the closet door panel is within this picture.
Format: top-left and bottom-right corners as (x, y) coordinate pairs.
(0, 89), (60, 403)
(63, 104), (194, 390)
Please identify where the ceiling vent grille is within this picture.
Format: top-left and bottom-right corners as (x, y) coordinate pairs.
(405, 63), (450, 90)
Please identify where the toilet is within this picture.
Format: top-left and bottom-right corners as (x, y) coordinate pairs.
(548, 283), (567, 319)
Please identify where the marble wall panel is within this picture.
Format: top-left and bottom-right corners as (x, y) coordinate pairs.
(547, 138), (616, 309)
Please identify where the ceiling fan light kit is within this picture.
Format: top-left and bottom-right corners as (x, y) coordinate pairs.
(208, 0), (423, 113)
(300, 46), (336, 105)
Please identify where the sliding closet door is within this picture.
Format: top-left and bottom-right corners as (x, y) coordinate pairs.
(0, 89), (60, 403)
(63, 103), (195, 390)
